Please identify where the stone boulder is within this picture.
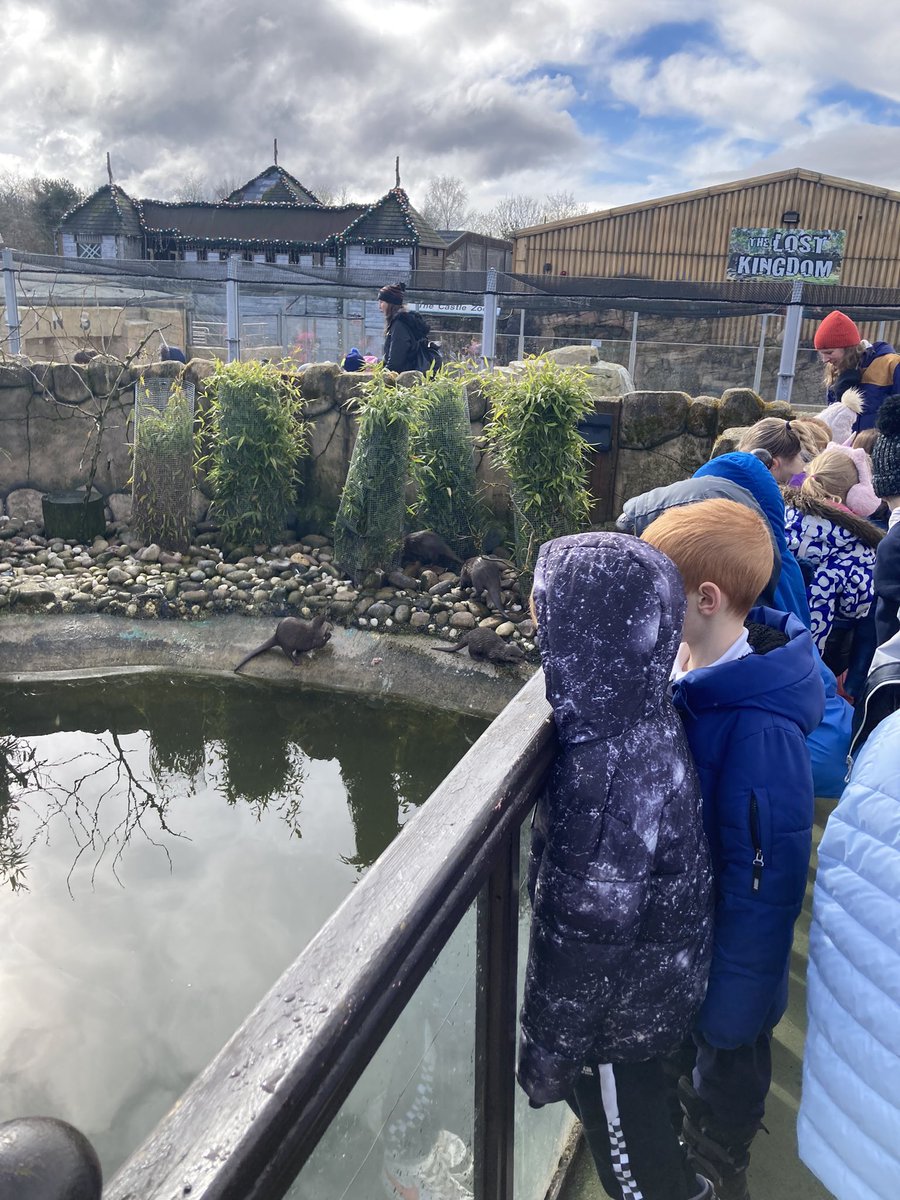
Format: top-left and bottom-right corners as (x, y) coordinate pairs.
(718, 387), (765, 433)
(765, 400), (796, 420)
(0, 362), (33, 389)
(544, 345), (600, 367)
(51, 364), (91, 405)
(686, 396), (719, 437)
(6, 487), (45, 523)
(299, 362), (340, 403)
(619, 391), (691, 449)
(710, 427), (750, 458)
(107, 492), (133, 524)
(585, 360), (635, 398)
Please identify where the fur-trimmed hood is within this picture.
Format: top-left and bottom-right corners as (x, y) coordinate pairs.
(782, 487), (884, 549)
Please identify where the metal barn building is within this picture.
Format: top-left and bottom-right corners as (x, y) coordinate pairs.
(512, 169), (900, 288)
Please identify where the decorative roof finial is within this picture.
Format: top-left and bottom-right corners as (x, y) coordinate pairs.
(274, 137), (278, 167)
(395, 156), (400, 189)
(106, 151), (114, 187)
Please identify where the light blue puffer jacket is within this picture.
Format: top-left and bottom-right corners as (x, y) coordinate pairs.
(798, 710), (900, 1200)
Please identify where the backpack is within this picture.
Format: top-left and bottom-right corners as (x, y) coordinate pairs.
(847, 630), (900, 770)
(398, 311), (443, 375)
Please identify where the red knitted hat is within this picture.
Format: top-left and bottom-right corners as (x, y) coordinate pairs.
(814, 310), (861, 350)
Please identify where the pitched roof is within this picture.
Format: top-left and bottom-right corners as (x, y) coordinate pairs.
(59, 184), (143, 239)
(225, 165), (321, 206)
(515, 168), (900, 236)
(138, 200), (368, 245)
(340, 188), (447, 249)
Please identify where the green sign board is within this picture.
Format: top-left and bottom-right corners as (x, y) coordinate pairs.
(726, 228), (845, 283)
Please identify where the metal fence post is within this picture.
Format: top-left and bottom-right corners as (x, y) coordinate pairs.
(753, 313), (770, 394)
(776, 281), (803, 402)
(474, 826), (520, 1200)
(481, 269), (498, 367)
(627, 310), (639, 380)
(517, 308), (525, 361)
(2, 248), (21, 356)
(226, 255), (241, 363)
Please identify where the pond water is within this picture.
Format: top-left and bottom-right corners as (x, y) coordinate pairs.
(0, 673), (487, 1179)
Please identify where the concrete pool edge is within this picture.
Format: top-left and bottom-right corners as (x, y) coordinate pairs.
(0, 613), (535, 719)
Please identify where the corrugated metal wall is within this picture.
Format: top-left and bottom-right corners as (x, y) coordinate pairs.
(512, 172), (900, 346)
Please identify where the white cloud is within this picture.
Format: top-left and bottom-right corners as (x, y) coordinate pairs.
(0, 0), (900, 217)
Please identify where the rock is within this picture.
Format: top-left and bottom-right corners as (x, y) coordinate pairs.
(298, 363), (340, 404)
(106, 566), (130, 585)
(138, 543), (161, 563)
(410, 611), (431, 628)
(544, 345), (600, 367)
(13, 581), (56, 606)
(495, 621), (516, 637)
(394, 604), (411, 624)
(367, 601), (394, 622)
(710, 426), (750, 458)
(107, 493), (133, 524)
(301, 534), (331, 549)
(466, 382), (488, 422)
(51, 363), (91, 405)
(517, 618), (536, 637)
(585, 361), (635, 397)
(6, 488), (45, 524)
(180, 589), (208, 605)
(190, 489), (210, 523)
(619, 391), (691, 449)
(449, 610), (476, 629)
(718, 388), (765, 433)
(765, 400), (795, 420)
(685, 396), (719, 437)
(420, 570), (439, 589)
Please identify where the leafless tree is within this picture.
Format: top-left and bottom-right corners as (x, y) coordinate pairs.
(475, 194), (546, 239)
(416, 175), (474, 232)
(173, 171), (211, 202)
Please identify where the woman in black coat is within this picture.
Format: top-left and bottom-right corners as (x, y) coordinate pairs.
(378, 281), (428, 373)
(519, 532), (714, 1200)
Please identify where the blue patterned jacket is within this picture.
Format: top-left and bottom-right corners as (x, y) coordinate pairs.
(518, 534), (713, 1105)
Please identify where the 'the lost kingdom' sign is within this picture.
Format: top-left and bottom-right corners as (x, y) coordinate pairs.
(726, 227), (845, 283)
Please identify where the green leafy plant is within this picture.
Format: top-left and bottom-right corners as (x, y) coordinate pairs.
(482, 356), (594, 572)
(410, 370), (481, 554)
(200, 359), (309, 547)
(334, 366), (419, 581)
(131, 380), (195, 550)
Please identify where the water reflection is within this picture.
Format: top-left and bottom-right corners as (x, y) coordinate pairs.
(0, 676), (485, 891)
(0, 674), (485, 1177)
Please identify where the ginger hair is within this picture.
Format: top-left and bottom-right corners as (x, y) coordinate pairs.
(641, 499), (773, 616)
(801, 448), (859, 506)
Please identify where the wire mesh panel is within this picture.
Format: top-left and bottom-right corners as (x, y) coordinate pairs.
(412, 376), (480, 556)
(131, 378), (196, 551)
(334, 378), (418, 581)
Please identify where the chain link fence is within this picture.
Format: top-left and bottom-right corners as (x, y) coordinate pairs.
(6, 251), (900, 406)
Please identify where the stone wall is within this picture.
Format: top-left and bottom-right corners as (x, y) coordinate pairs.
(0, 350), (791, 537)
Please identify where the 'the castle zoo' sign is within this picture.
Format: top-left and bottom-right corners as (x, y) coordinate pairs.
(726, 228), (845, 283)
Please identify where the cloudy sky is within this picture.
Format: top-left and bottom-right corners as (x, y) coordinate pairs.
(2, 0), (900, 215)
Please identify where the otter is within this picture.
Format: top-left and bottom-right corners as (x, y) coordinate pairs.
(403, 530), (463, 568)
(433, 628), (525, 663)
(234, 615), (332, 672)
(460, 555), (514, 618)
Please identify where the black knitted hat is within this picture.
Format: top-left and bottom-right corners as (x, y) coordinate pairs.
(378, 282), (406, 305)
(873, 395), (900, 497)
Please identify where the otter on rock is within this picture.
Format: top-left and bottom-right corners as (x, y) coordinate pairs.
(234, 615), (332, 672)
(460, 555), (514, 618)
(402, 530), (463, 568)
(433, 628), (525, 663)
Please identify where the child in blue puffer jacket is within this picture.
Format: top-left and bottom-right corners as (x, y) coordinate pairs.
(643, 499), (825, 1200)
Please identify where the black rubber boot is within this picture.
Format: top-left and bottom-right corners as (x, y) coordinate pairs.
(678, 1077), (756, 1200)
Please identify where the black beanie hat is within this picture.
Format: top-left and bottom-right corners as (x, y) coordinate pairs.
(873, 395), (900, 497)
(378, 281), (406, 305)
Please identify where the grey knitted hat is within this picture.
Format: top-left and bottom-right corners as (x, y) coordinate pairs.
(873, 395), (900, 497)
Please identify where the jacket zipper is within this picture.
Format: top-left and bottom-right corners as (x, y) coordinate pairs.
(750, 793), (764, 894)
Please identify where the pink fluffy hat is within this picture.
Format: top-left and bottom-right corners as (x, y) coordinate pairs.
(825, 441), (881, 516)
